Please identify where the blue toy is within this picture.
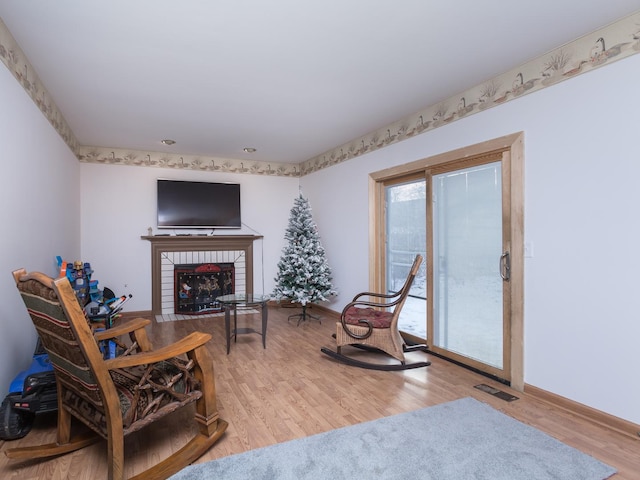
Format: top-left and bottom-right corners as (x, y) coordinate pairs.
(0, 338), (57, 440)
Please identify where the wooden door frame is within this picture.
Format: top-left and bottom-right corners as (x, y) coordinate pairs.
(369, 132), (524, 390)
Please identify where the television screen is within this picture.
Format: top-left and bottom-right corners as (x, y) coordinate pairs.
(157, 179), (241, 229)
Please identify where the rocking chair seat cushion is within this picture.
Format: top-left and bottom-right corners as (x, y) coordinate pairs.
(344, 306), (392, 329)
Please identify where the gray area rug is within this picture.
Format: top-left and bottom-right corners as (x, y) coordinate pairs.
(170, 397), (616, 480)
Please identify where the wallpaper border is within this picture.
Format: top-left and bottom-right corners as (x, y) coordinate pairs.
(1, 12), (639, 178)
(301, 10), (640, 175)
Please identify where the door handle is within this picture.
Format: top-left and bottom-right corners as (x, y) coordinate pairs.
(500, 252), (510, 281)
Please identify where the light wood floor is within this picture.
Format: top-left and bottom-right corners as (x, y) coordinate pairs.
(1, 306), (638, 479)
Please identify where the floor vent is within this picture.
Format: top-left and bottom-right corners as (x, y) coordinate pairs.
(474, 383), (519, 402)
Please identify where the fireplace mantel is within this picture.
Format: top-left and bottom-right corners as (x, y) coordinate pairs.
(142, 234), (262, 248)
(142, 235), (263, 314)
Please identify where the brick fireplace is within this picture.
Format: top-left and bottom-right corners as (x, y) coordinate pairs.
(143, 235), (262, 315)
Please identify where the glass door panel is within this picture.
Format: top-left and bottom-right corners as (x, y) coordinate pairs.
(384, 179), (427, 340)
(432, 162), (504, 369)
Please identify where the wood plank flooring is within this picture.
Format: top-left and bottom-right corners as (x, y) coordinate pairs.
(1, 306), (638, 479)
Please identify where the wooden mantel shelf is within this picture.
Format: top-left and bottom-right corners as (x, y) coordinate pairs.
(142, 234), (263, 314)
(142, 234), (262, 246)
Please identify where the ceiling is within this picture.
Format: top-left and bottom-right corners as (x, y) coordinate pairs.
(1, 1), (639, 165)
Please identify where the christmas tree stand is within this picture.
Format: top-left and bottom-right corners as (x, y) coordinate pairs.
(287, 304), (321, 326)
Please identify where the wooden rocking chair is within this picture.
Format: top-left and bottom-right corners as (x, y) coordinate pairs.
(6, 269), (228, 480)
(321, 255), (430, 371)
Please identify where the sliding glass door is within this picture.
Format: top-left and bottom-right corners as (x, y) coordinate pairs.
(372, 134), (523, 386)
(430, 162), (506, 370)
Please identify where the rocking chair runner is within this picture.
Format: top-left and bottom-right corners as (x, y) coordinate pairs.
(321, 255), (430, 371)
(6, 269), (228, 480)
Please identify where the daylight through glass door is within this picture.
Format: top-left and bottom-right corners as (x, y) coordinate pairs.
(431, 162), (504, 369)
(384, 178), (427, 340)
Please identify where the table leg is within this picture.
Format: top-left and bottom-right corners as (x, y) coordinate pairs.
(224, 306), (231, 355)
(234, 307), (238, 343)
(262, 301), (268, 349)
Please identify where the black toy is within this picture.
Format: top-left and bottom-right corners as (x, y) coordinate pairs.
(0, 338), (57, 440)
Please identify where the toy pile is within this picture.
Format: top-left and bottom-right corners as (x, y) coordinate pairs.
(57, 257), (131, 358)
(56, 256), (131, 326)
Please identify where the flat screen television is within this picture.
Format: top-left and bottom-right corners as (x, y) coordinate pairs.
(157, 179), (241, 229)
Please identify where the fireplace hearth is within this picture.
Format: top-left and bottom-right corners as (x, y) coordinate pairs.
(174, 263), (234, 315)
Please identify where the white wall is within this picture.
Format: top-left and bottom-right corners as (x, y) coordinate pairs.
(0, 65), (81, 393)
(79, 163), (299, 312)
(2, 36), (638, 427)
(301, 53), (640, 424)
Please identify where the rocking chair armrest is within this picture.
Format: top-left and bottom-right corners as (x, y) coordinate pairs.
(103, 331), (212, 370)
(352, 291), (401, 302)
(343, 295), (404, 313)
(94, 317), (151, 341)
(340, 302), (376, 340)
(343, 300), (389, 313)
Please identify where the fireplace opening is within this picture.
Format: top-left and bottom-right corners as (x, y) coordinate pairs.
(174, 263), (234, 315)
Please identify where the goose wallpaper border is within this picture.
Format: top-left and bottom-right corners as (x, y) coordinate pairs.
(1, 11), (639, 177)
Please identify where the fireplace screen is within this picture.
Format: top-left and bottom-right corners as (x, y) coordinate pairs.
(174, 263), (234, 314)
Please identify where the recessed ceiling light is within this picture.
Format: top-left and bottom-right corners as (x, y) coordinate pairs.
(243, 147), (257, 153)
(161, 139), (176, 145)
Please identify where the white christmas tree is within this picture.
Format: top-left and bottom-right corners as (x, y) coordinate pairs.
(273, 194), (336, 322)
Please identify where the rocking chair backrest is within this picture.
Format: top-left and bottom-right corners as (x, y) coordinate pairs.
(384, 254), (423, 332)
(392, 254), (422, 311)
(13, 269), (117, 436)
